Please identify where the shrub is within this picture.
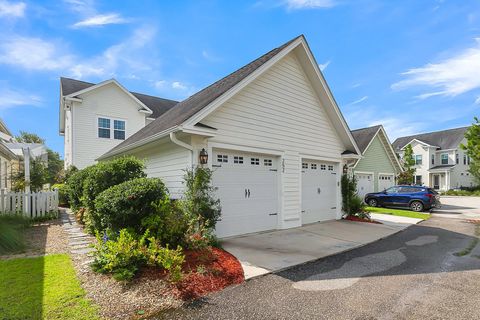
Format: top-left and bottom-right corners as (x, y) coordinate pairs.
(66, 166), (95, 211)
(180, 167), (221, 230)
(52, 183), (69, 207)
(141, 199), (189, 248)
(144, 237), (185, 282)
(341, 173), (368, 216)
(82, 156), (146, 212)
(93, 178), (169, 232)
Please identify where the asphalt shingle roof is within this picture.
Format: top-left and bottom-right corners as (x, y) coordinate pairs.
(60, 77), (178, 119)
(392, 127), (469, 151)
(350, 125), (382, 153)
(103, 35), (303, 156)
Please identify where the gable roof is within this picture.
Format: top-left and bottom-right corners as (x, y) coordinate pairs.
(351, 125), (403, 172)
(100, 35), (361, 159)
(351, 125), (382, 153)
(392, 126), (469, 151)
(60, 77), (178, 119)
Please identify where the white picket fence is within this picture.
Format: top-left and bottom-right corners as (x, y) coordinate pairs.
(0, 189), (59, 219)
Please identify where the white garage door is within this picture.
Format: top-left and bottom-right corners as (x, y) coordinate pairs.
(301, 160), (338, 224)
(212, 149), (278, 238)
(355, 173), (374, 199)
(378, 174), (395, 191)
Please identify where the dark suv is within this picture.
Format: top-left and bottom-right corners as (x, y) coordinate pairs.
(364, 185), (440, 212)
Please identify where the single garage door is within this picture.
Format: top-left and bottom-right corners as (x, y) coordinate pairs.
(301, 160), (338, 224)
(212, 149), (278, 238)
(378, 174), (395, 191)
(355, 173), (374, 199)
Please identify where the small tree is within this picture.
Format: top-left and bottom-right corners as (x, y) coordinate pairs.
(12, 158), (48, 192)
(341, 173), (367, 217)
(15, 131), (45, 144)
(461, 117), (480, 183)
(397, 144), (415, 185)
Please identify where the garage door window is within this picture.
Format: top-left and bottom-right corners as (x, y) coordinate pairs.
(320, 164), (326, 170)
(233, 156), (243, 164)
(264, 159), (272, 166)
(302, 163), (308, 169)
(251, 158), (260, 165)
(311, 163), (317, 169)
(328, 165), (334, 171)
(217, 155), (228, 163)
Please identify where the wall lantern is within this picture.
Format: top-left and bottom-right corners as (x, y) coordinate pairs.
(343, 164), (348, 174)
(199, 148), (208, 165)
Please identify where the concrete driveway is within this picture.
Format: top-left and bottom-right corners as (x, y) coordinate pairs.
(222, 214), (421, 279)
(434, 196), (480, 219)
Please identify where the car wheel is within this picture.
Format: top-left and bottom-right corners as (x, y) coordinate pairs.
(410, 201), (424, 212)
(368, 198), (378, 207)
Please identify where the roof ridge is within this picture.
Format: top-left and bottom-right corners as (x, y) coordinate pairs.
(131, 91), (179, 103)
(351, 124), (382, 132)
(395, 125), (470, 140)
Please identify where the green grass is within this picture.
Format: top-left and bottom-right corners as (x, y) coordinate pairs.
(0, 254), (100, 320)
(0, 214), (29, 254)
(366, 206), (431, 220)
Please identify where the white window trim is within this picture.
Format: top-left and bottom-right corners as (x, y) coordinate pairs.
(441, 153), (449, 165)
(96, 115), (127, 140)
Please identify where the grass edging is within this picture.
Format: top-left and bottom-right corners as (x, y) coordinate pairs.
(366, 206), (431, 220)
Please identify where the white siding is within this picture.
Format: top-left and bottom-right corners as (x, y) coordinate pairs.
(132, 141), (191, 198)
(202, 52), (346, 227)
(71, 83), (148, 169)
(64, 108), (73, 168)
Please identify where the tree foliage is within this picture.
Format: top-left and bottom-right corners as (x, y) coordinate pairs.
(12, 158), (48, 192)
(461, 117), (480, 183)
(14, 131), (45, 144)
(397, 144), (416, 185)
(341, 173), (366, 216)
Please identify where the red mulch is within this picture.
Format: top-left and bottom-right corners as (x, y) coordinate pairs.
(344, 215), (381, 224)
(138, 247), (244, 301)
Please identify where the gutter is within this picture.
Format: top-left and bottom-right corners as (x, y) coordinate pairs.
(169, 132), (194, 166)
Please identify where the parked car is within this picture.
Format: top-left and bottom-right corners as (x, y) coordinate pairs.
(364, 185), (441, 212)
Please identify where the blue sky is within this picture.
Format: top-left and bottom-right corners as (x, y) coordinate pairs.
(0, 0), (479, 156)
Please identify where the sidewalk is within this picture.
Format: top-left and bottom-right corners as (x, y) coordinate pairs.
(222, 216), (421, 279)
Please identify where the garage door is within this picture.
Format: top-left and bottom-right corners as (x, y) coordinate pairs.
(355, 173), (374, 199)
(378, 174), (395, 191)
(301, 160), (338, 224)
(212, 149), (278, 238)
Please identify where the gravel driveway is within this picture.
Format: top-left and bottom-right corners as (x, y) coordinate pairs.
(156, 216), (480, 320)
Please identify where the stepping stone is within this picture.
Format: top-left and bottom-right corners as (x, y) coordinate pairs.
(69, 240), (91, 246)
(82, 259), (95, 266)
(71, 247), (95, 255)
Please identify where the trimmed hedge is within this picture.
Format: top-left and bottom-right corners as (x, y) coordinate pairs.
(93, 178), (169, 232)
(52, 183), (69, 207)
(66, 166), (95, 211)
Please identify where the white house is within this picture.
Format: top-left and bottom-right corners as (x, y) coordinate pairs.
(392, 127), (476, 191)
(0, 119), (16, 190)
(95, 35), (361, 238)
(59, 77), (178, 169)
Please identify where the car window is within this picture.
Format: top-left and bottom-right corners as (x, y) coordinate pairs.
(398, 187), (412, 193)
(385, 187), (399, 194)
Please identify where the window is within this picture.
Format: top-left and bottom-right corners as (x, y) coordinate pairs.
(234, 156), (243, 164)
(441, 153), (448, 165)
(311, 163), (317, 170)
(456, 153), (459, 164)
(251, 158), (260, 165)
(386, 186), (399, 194)
(328, 165), (334, 171)
(464, 154), (467, 165)
(415, 155), (422, 165)
(217, 154), (228, 163)
(431, 154), (435, 165)
(320, 164), (326, 170)
(415, 175), (422, 185)
(113, 120), (125, 140)
(302, 163), (308, 169)
(467, 155), (471, 165)
(98, 117), (111, 138)
(264, 159), (272, 166)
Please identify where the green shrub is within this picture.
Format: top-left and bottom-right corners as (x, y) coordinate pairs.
(141, 199), (189, 248)
(144, 237), (185, 282)
(341, 174), (368, 216)
(82, 156), (146, 212)
(52, 183), (69, 207)
(93, 178), (169, 232)
(92, 229), (146, 281)
(66, 166), (95, 211)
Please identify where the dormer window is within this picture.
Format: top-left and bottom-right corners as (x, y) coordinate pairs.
(98, 117), (126, 140)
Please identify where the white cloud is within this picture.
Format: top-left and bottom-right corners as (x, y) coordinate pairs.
(475, 96), (480, 105)
(392, 38), (480, 101)
(172, 81), (187, 90)
(368, 118), (425, 141)
(0, 36), (73, 71)
(154, 80), (167, 89)
(0, 0), (25, 17)
(284, 0), (337, 10)
(0, 87), (42, 111)
(346, 96), (368, 106)
(72, 13), (129, 28)
(318, 60), (330, 71)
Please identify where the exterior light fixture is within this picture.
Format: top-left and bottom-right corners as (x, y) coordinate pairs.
(199, 148), (208, 165)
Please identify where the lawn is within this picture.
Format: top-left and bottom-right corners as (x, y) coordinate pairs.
(366, 206), (431, 220)
(0, 254), (100, 320)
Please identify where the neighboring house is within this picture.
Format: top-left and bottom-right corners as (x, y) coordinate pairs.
(59, 77), (178, 169)
(97, 35), (361, 238)
(351, 125), (403, 199)
(393, 127), (475, 191)
(0, 119), (16, 190)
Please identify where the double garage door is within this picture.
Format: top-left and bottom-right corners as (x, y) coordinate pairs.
(355, 173), (395, 199)
(213, 149), (338, 238)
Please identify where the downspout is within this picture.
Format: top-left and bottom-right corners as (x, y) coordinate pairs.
(169, 132), (194, 168)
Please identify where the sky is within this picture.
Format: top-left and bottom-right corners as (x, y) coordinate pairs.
(0, 0), (479, 157)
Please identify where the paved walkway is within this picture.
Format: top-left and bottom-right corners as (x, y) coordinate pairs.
(222, 214), (422, 279)
(60, 208), (95, 261)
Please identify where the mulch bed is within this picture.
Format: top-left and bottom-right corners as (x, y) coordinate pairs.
(344, 215), (382, 224)
(139, 247), (244, 301)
